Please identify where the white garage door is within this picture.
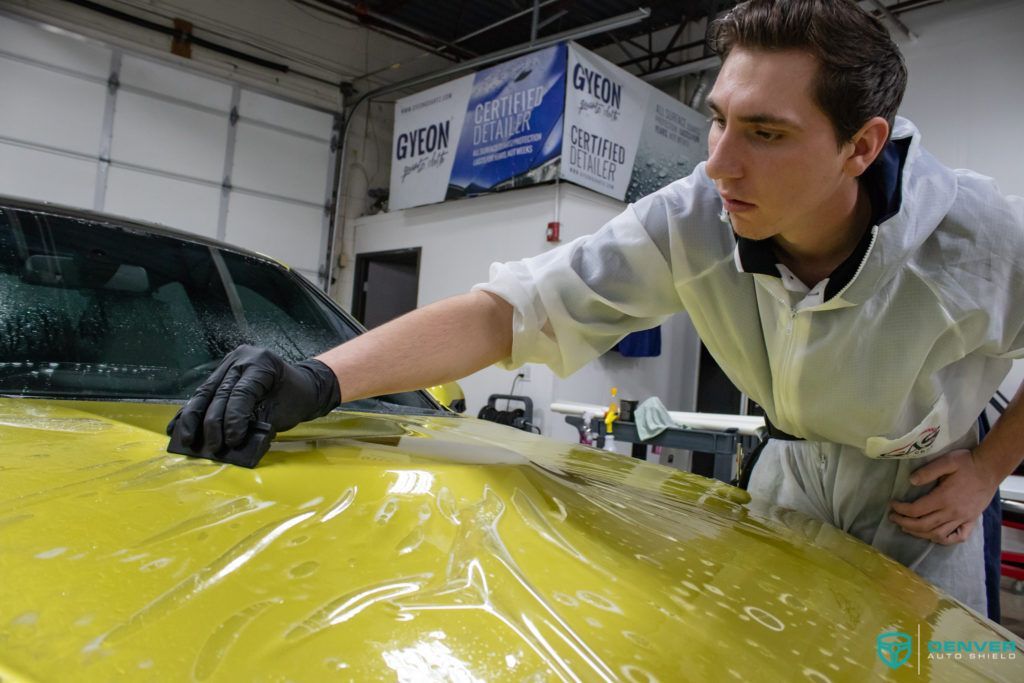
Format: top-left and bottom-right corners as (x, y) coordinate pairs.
(0, 12), (339, 287)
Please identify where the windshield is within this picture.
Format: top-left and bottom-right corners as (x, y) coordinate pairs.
(0, 206), (437, 413)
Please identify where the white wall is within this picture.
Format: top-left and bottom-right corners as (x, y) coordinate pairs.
(348, 182), (701, 442)
(895, 0), (1024, 410)
(334, 100), (396, 277)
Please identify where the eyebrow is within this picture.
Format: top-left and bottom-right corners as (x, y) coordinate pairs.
(706, 99), (803, 131)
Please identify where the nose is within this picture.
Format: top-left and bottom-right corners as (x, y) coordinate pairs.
(705, 125), (743, 181)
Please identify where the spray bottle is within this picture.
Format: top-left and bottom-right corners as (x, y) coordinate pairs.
(604, 387), (620, 453)
(580, 411), (597, 445)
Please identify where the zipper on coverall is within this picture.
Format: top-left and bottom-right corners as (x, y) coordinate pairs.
(769, 226), (879, 471)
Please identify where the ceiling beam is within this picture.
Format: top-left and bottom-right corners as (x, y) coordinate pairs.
(652, 17), (688, 72)
(618, 37), (704, 69)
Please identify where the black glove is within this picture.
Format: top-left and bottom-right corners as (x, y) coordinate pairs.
(167, 345), (341, 452)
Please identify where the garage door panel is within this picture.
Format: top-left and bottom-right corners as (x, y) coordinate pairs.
(111, 92), (228, 182)
(225, 194), (323, 272)
(0, 58), (106, 155)
(105, 166), (221, 238)
(232, 124), (329, 204)
(120, 55), (232, 111)
(0, 15), (111, 78)
(0, 15), (336, 286)
(239, 90), (333, 139)
(0, 142), (96, 208)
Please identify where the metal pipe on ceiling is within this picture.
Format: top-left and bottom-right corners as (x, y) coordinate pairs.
(642, 54), (720, 82)
(451, 0), (561, 47)
(868, 0), (918, 41)
(307, 0), (476, 60)
(617, 37), (706, 69)
(324, 6), (652, 292)
(538, 10), (569, 32)
(353, 0), (567, 84)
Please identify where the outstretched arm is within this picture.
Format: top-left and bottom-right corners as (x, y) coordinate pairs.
(317, 290), (512, 402)
(169, 290), (512, 453)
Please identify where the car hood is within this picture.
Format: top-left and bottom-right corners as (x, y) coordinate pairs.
(0, 397), (1020, 682)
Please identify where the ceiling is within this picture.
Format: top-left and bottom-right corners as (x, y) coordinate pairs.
(294, 0), (942, 81)
(45, 0), (947, 101)
(295, 0), (736, 78)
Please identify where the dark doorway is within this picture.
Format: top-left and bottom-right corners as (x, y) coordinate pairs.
(692, 343), (747, 478)
(352, 248), (421, 329)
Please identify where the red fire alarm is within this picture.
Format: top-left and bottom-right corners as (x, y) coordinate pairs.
(546, 221), (561, 242)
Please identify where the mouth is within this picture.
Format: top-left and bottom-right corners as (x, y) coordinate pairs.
(719, 192), (756, 213)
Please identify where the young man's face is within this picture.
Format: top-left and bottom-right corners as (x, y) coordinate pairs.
(705, 47), (854, 242)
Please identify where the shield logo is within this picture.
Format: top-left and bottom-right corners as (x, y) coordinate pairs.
(877, 631), (913, 669)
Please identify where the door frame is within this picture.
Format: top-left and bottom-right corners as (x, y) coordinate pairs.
(350, 247), (421, 326)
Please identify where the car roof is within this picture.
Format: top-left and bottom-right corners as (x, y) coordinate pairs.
(0, 193), (282, 267)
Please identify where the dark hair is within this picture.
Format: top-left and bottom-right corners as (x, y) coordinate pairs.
(707, 0), (907, 143)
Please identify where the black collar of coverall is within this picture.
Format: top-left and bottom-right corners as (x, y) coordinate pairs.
(735, 136), (910, 301)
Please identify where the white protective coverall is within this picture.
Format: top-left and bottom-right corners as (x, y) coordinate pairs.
(474, 117), (1024, 614)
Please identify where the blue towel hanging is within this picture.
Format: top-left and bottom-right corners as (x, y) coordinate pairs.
(613, 326), (661, 357)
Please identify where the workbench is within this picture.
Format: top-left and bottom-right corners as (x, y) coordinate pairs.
(561, 412), (764, 483)
(557, 401), (765, 485)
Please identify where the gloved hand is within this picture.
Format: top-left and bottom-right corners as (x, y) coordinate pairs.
(167, 345), (341, 453)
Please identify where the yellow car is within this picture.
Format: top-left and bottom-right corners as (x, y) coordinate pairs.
(1, 197), (1021, 682)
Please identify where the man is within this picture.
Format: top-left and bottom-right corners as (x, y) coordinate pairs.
(170, 0), (1024, 614)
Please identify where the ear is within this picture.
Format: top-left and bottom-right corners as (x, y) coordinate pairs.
(843, 116), (889, 177)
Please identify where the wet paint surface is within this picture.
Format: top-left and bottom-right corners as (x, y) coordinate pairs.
(0, 397), (1021, 682)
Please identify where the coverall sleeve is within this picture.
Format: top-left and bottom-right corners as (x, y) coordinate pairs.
(988, 192), (1024, 359)
(473, 197), (685, 377)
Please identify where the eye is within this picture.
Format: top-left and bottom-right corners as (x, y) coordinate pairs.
(754, 129), (781, 141)
(708, 116), (725, 129)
